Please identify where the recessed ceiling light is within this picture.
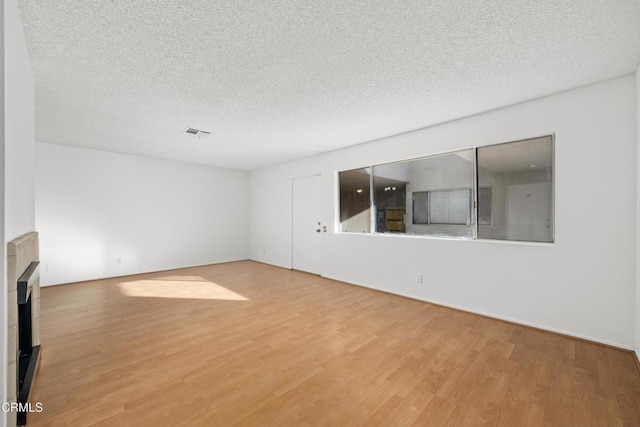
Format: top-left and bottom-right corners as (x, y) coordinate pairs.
(355, 188), (364, 193)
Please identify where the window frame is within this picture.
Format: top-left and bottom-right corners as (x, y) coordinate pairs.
(337, 134), (555, 244)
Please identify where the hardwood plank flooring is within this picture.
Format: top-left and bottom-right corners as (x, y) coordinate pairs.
(28, 261), (640, 426)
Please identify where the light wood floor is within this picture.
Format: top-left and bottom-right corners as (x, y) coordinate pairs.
(29, 261), (640, 426)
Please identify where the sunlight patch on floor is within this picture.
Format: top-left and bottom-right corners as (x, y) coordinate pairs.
(117, 277), (248, 301)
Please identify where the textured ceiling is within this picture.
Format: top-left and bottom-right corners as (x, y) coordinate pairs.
(18, 0), (640, 170)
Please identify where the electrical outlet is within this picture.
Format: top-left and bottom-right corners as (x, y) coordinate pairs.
(417, 273), (423, 284)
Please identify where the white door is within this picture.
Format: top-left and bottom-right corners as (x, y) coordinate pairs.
(507, 182), (552, 242)
(292, 175), (322, 274)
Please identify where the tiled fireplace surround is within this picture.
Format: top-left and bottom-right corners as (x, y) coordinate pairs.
(7, 232), (40, 427)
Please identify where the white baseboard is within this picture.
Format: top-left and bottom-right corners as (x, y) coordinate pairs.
(321, 273), (634, 351)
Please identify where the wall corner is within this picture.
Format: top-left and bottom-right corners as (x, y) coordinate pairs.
(635, 63), (640, 358)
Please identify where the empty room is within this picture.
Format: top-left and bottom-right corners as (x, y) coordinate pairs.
(2, 0), (640, 426)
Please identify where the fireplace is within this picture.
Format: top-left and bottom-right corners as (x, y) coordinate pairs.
(17, 262), (41, 426)
(7, 232), (40, 427)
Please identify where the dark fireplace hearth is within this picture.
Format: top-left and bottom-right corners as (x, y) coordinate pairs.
(16, 262), (41, 426)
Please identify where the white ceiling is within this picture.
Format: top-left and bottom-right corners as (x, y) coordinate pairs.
(478, 136), (553, 173)
(19, 0), (640, 171)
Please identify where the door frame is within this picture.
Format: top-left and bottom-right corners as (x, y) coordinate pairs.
(506, 181), (552, 242)
(291, 173), (322, 273)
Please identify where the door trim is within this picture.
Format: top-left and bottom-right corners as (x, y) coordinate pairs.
(291, 174), (322, 272)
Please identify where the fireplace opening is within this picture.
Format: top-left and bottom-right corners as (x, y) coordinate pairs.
(17, 262), (41, 426)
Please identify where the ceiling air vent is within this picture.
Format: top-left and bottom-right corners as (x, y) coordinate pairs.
(182, 127), (212, 138)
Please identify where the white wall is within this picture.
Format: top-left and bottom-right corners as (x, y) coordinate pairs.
(4, 0), (36, 425)
(0, 5), (5, 427)
(636, 64), (640, 362)
(4, 0), (35, 242)
(36, 143), (249, 286)
(250, 75), (637, 349)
